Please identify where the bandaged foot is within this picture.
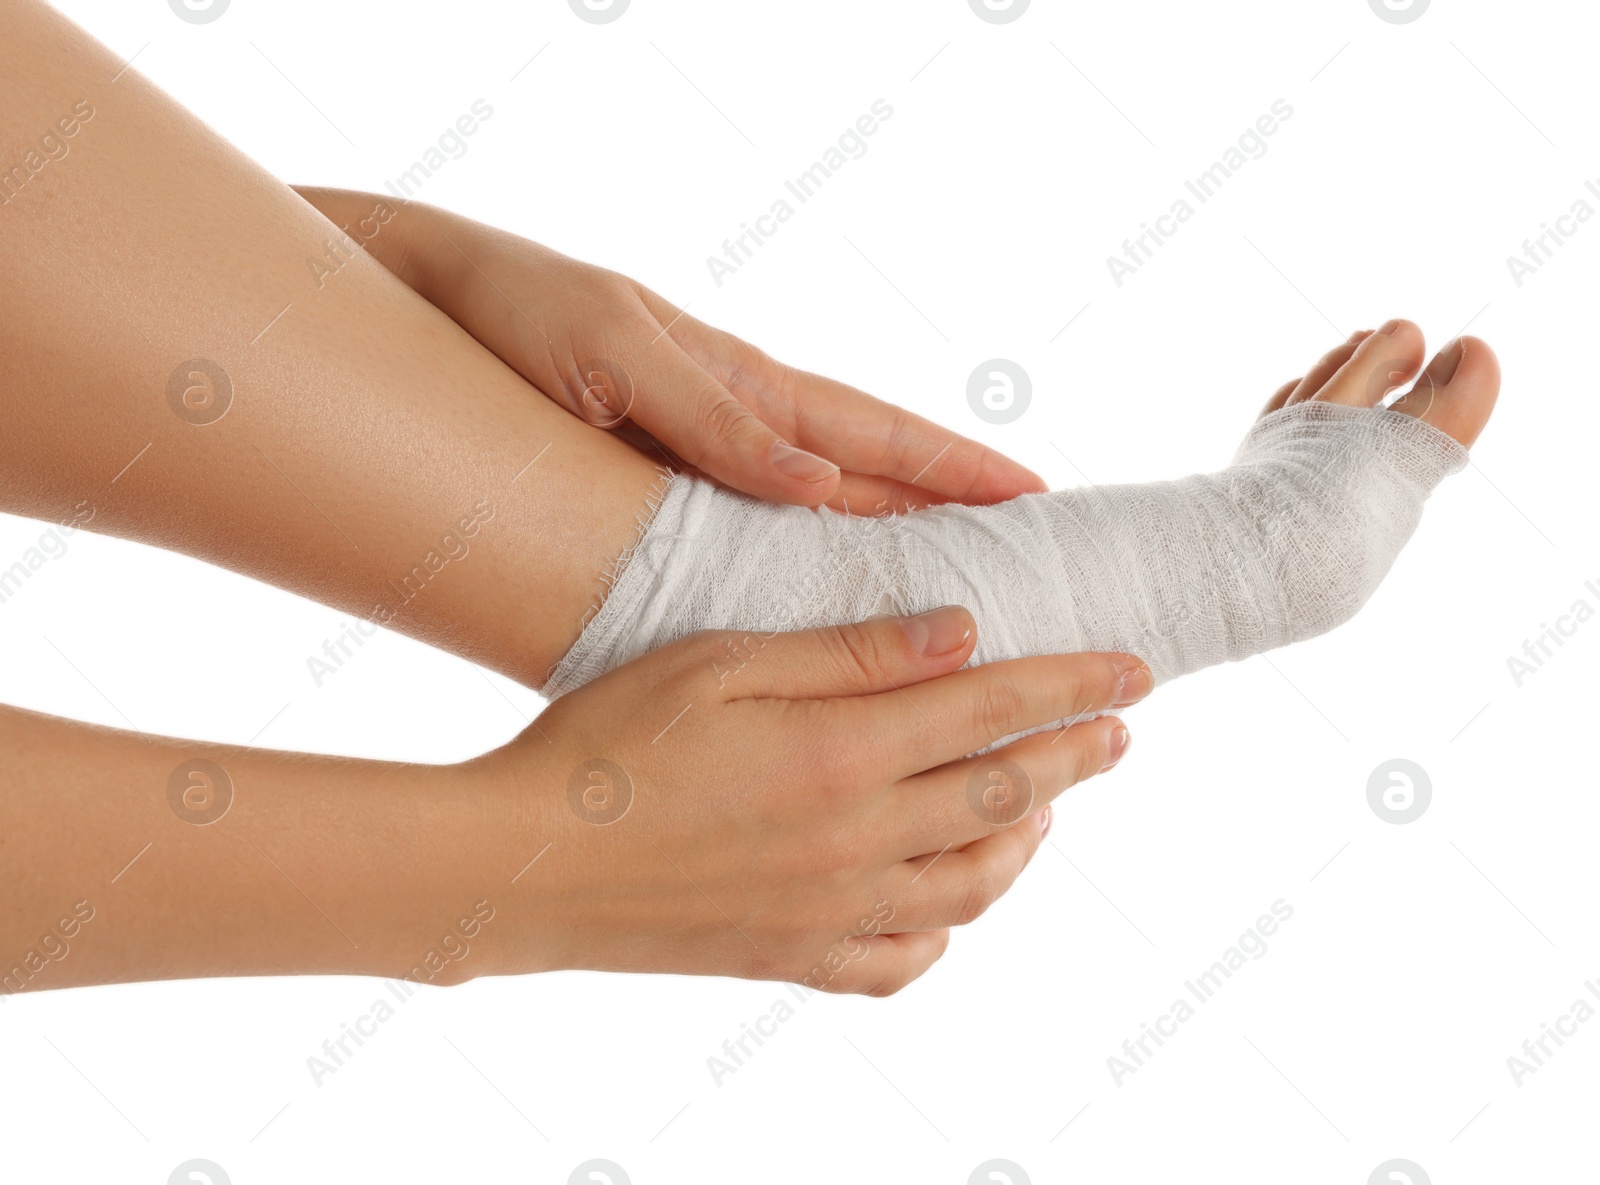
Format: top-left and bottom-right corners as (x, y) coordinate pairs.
(543, 323), (1499, 697)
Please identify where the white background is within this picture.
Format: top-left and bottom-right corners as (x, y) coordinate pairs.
(0, 0), (1593, 1182)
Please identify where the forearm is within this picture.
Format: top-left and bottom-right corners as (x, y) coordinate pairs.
(0, 703), (528, 992)
(290, 186), (460, 302)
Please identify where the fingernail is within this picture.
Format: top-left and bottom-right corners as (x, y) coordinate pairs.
(1348, 329), (1370, 343)
(769, 440), (839, 483)
(1039, 805), (1053, 839)
(1112, 663), (1153, 707)
(1377, 318), (1404, 336)
(1104, 725), (1131, 770)
(1427, 337), (1465, 385)
(901, 606), (972, 657)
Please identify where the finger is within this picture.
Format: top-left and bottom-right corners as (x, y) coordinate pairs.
(887, 808), (1052, 933)
(799, 928), (951, 997)
(637, 291), (1045, 506)
(623, 333), (844, 507)
(712, 607), (978, 701)
(888, 714), (1129, 857)
(786, 368), (1048, 504)
(854, 650), (1150, 778)
(828, 471), (944, 515)
(828, 468), (1028, 514)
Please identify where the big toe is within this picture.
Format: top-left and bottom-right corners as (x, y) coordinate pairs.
(1386, 335), (1500, 448)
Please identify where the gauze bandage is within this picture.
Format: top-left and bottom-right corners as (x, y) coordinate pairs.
(542, 401), (1467, 699)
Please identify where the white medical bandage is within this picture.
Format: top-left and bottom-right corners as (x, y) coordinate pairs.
(541, 401), (1467, 698)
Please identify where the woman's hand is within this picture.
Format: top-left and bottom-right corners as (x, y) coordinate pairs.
(0, 609), (1141, 996)
(475, 608), (1145, 994)
(293, 187), (1047, 514)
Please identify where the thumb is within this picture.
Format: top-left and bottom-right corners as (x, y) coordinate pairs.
(718, 606), (977, 701)
(626, 338), (842, 506)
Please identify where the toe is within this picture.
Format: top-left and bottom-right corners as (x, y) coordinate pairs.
(1315, 318), (1426, 407)
(1261, 377), (1299, 418)
(1285, 330), (1373, 405)
(1388, 335), (1500, 447)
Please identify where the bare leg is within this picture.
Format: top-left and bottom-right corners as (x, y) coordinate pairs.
(0, 0), (658, 687)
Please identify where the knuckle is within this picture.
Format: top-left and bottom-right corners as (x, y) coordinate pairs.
(662, 629), (730, 681)
(821, 622), (892, 689)
(993, 831), (1035, 883)
(877, 405), (920, 472)
(932, 442), (987, 500)
(675, 628), (725, 659)
(953, 874), (999, 927)
(862, 969), (908, 998)
(768, 353), (817, 409)
(703, 628), (764, 670)
(595, 268), (638, 304)
(811, 972), (859, 997)
(971, 676), (1028, 741)
(1062, 662), (1104, 715)
(724, 338), (774, 397)
(660, 630), (760, 702)
(1071, 724), (1113, 786)
(1062, 657), (1120, 718)
(804, 825), (865, 882)
(695, 393), (758, 450)
(1065, 740), (1100, 790)
(791, 953), (859, 996)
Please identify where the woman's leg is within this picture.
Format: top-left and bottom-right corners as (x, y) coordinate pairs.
(0, 1), (1502, 709)
(0, 0), (658, 687)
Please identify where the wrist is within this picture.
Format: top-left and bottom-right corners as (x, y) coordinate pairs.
(372, 197), (462, 304)
(361, 755), (562, 986)
(293, 185), (460, 306)
(446, 748), (580, 980)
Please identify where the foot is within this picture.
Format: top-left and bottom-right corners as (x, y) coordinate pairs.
(1259, 319), (1499, 446)
(543, 320), (1501, 700)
